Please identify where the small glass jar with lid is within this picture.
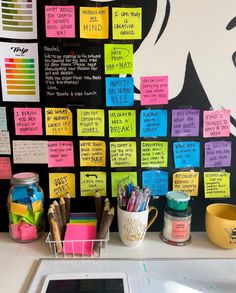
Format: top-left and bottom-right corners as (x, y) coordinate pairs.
(8, 172), (44, 242)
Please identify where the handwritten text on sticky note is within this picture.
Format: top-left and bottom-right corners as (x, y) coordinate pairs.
(49, 173), (75, 198)
(77, 109), (104, 137)
(142, 170), (168, 196)
(14, 108), (42, 136)
(204, 172), (230, 198)
(173, 171), (199, 196)
(111, 172), (137, 197)
(203, 110), (230, 137)
(108, 110), (136, 137)
(173, 141), (200, 168)
(80, 140), (106, 167)
(45, 108), (73, 136)
(140, 109), (167, 137)
(141, 141), (168, 168)
(204, 141), (231, 168)
(110, 141), (137, 168)
(48, 141), (74, 168)
(0, 157), (12, 180)
(0, 131), (11, 154)
(0, 107), (7, 131)
(80, 171), (106, 196)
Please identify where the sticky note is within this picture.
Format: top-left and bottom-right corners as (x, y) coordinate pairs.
(111, 172), (137, 197)
(105, 77), (134, 107)
(13, 140), (48, 164)
(204, 141), (231, 168)
(77, 109), (104, 137)
(173, 171), (199, 196)
(142, 170), (168, 196)
(171, 109), (200, 137)
(10, 202), (28, 217)
(45, 108), (73, 136)
(45, 6), (75, 38)
(80, 172), (106, 196)
(112, 7), (142, 40)
(140, 109), (167, 137)
(80, 6), (108, 39)
(108, 110), (136, 138)
(12, 186), (28, 202)
(110, 141), (137, 168)
(32, 200), (42, 212)
(141, 141), (168, 168)
(204, 172), (230, 198)
(104, 44), (133, 74)
(0, 107), (7, 131)
(0, 157), (12, 180)
(140, 76), (168, 105)
(20, 222), (37, 241)
(0, 131), (11, 154)
(49, 173), (75, 198)
(11, 224), (21, 239)
(173, 141), (200, 168)
(14, 108), (43, 135)
(203, 110), (230, 137)
(48, 141), (74, 168)
(10, 213), (21, 224)
(80, 140), (106, 167)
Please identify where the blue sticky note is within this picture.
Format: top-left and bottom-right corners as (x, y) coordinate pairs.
(12, 187), (29, 203)
(173, 141), (200, 168)
(142, 170), (168, 196)
(140, 109), (167, 137)
(106, 77), (134, 107)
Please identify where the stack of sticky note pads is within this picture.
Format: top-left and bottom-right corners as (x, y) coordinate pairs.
(63, 213), (97, 255)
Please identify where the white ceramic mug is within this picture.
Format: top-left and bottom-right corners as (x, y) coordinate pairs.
(117, 205), (158, 247)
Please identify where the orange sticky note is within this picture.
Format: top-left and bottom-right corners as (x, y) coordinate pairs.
(32, 200), (42, 212)
(10, 202), (28, 216)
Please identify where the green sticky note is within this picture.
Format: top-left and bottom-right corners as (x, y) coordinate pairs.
(104, 44), (133, 74)
(108, 110), (136, 137)
(22, 211), (35, 225)
(110, 141), (137, 167)
(111, 172), (137, 197)
(80, 171), (107, 196)
(204, 172), (231, 198)
(141, 141), (168, 168)
(10, 212), (21, 224)
(34, 211), (42, 226)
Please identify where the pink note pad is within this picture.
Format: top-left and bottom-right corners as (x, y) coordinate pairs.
(63, 224), (96, 255)
(203, 110), (230, 138)
(0, 157), (12, 179)
(20, 222), (37, 241)
(48, 141), (74, 167)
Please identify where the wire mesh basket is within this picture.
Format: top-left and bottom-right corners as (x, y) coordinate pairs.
(46, 231), (110, 258)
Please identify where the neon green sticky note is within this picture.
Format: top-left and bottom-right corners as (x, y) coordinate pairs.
(111, 172), (137, 197)
(34, 211), (42, 226)
(112, 7), (142, 40)
(22, 211), (35, 225)
(104, 44), (133, 74)
(77, 109), (105, 137)
(110, 141), (137, 167)
(141, 141), (168, 167)
(80, 171), (106, 196)
(10, 212), (21, 224)
(108, 110), (136, 137)
(204, 172), (230, 198)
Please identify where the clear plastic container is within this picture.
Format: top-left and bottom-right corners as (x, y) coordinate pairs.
(8, 172), (44, 242)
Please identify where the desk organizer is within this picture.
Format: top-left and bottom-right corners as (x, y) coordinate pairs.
(46, 232), (110, 258)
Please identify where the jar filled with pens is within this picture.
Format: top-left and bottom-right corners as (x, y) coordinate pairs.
(117, 183), (158, 247)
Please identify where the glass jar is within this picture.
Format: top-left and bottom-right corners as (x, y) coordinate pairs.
(8, 172), (44, 242)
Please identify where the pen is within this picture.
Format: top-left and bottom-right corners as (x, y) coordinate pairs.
(126, 191), (136, 212)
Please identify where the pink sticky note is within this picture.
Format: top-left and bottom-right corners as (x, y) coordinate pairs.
(0, 157), (12, 179)
(19, 222), (37, 241)
(48, 141), (74, 167)
(63, 224), (96, 255)
(45, 6), (75, 38)
(14, 108), (43, 136)
(11, 224), (21, 240)
(140, 76), (168, 105)
(203, 110), (230, 138)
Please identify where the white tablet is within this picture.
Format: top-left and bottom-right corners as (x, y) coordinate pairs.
(40, 272), (130, 293)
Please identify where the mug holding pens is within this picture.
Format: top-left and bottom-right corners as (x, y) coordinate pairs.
(117, 185), (158, 247)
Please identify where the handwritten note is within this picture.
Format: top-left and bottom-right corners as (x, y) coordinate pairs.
(112, 7), (142, 40)
(77, 109), (104, 137)
(105, 77), (134, 107)
(45, 6), (75, 38)
(0, 107), (7, 131)
(0, 131), (11, 154)
(171, 109), (200, 137)
(173, 171), (199, 196)
(140, 76), (168, 105)
(141, 141), (168, 168)
(142, 170), (168, 196)
(140, 109), (167, 137)
(204, 172), (230, 198)
(80, 140), (106, 167)
(110, 141), (137, 168)
(80, 6), (108, 39)
(111, 172), (137, 197)
(49, 173), (75, 198)
(108, 110), (136, 138)
(203, 110), (230, 137)
(173, 141), (200, 168)
(0, 157), (12, 180)
(45, 108), (73, 136)
(48, 141), (74, 168)
(14, 108), (42, 136)
(13, 140), (48, 164)
(80, 172), (106, 196)
(204, 141), (231, 168)
(104, 44), (133, 74)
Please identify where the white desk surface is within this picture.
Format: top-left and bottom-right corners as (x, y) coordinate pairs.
(0, 232), (236, 293)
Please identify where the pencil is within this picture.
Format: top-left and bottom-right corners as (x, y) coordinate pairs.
(59, 197), (67, 238)
(64, 192), (71, 223)
(53, 200), (63, 237)
(48, 207), (62, 253)
(94, 190), (102, 228)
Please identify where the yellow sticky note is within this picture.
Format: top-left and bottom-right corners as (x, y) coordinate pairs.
(108, 110), (136, 137)
(110, 141), (137, 167)
(80, 171), (106, 196)
(49, 173), (75, 198)
(80, 140), (106, 167)
(141, 141), (168, 168)
(112, 7), (142, 40)
(45, 108), (73, 136)
(173, 172), (199, 196)
(77, 109), (105, 137)
(80, 6), (109, 39)
(111, 172), (137, 197)
(10, 202), (28, 216)
(204, 172), (230, 198)
(32, 200), (42, 212)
